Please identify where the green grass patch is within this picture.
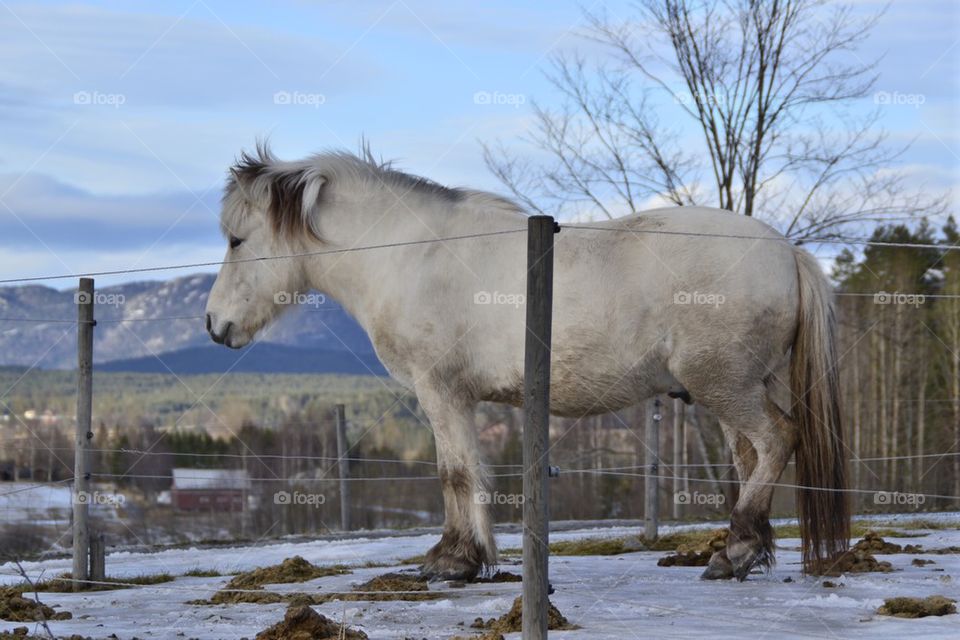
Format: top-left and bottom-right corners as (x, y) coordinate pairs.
(398, 554), (427, 565)
(860, 518), (955, 533)
(551, 529), (726, 556)
(502, 531), (709, 557)
(496, 518), (955, 560)
(15, 572), (176, 593)
(771, 522), (934, 540)
(182, 568), (226, 578)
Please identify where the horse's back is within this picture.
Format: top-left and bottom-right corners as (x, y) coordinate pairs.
(546, 206), (801, 414)
(557, 206), (798, 313)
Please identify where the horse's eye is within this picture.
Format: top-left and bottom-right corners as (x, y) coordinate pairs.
(229, 236), (244, 249)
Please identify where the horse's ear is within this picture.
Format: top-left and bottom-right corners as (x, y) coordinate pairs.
(229, 150), (270, 202)
(228, 167), (253, 202)
(267, 168), (327, 243)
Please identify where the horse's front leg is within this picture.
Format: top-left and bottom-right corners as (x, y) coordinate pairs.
(416, 383), (497, 581)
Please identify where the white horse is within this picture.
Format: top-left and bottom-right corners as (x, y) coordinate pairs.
(205, 144), (849, 581)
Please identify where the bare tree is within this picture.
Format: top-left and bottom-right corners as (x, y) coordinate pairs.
(484, 0), (942, 240)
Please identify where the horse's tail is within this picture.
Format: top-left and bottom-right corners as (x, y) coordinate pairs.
(791, 247), (850, 574)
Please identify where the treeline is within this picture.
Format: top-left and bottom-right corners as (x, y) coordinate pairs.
(834, 217), (960, 505)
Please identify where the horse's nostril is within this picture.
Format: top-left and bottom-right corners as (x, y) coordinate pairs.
(222, 321), (233, 342)
(205, 313), (212, 333)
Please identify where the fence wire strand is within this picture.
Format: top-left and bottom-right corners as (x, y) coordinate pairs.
(2, 222), (959, 287)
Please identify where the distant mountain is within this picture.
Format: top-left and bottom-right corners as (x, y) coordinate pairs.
(0, 273), (383, 373)
(96, 343), (388, 375)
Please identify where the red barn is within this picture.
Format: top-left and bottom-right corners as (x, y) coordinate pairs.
(170, 468), (250, 512)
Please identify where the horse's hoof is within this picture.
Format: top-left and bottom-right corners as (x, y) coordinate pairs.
(732, 564), (752, 582)
(700, 551), (735, 580)
(700, 564), (734, 580)
(728, 547), (762, 581)
(419, 558), (480, 583)
(420, 567), (477, 582)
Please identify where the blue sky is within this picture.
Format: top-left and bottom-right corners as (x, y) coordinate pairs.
(1, 0), (957, 288)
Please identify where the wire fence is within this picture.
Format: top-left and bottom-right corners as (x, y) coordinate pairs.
(0, 222), (957, 286)
(4, 444), (959, 466)
(1, 220), (958, 575)
(3, 448), (959, 499)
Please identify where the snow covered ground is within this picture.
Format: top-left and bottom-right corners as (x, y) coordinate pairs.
(1, 515), (958, 639)
(0, 482), (124, 526)
(0, 482), (73, 525)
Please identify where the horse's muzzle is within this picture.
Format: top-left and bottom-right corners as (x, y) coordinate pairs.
(206, 313), (237, 348)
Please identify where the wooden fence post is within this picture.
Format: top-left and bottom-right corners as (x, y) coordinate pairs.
(522, 215), (556, 640)
(73, 277), (95, 590)
(335, 404), (351, 531)
(644, 396), (661, 540)
(89, 533), (105, 582)
(672, 398), (685, 519)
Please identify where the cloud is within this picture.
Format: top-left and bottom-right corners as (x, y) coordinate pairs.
(0, 172), (222, 252)
(313, 0), (582, 53)
(0, 0), (955, 287)
(0, 3), (381, 111)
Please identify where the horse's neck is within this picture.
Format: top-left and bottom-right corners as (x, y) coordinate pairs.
(306, 194), (453, 327)
(307, 190), (522, 334)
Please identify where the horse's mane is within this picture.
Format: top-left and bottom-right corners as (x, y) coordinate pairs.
(221, 141), (517, 243)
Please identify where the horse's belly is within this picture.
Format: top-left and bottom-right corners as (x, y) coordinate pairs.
(550, 365), (657, 417)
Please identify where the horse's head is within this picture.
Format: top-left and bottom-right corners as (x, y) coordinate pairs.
(205, 144), (325, 348)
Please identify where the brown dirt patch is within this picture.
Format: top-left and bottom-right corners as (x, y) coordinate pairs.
(341, 572), (441, 602)
(191, 556), (350, 605)
(504, 528), (729, 558)
(854, 531), (903, 554)
(903, 545), (960, 555)
(195, 570), (444, 606)
(0, 587), (71, 622)
(470, 596), (578, 634)
(546, 537), (641, 556)
(657, 528), (727, 567)
(255, 604), (367, 640)
(911, 558), (936, 567)
(476, 571), (522, 583)
(195, 590), (291, 605)
(226, 556), (350, 590)
(878, 596), (956, 618)
(657, 550), (712, 567)
(814, 550), (893, 576)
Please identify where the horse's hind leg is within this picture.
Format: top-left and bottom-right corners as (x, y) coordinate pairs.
(700, 423), (758, 580)
(703, 396), (798, 581)
(416, 383), (496, 581)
